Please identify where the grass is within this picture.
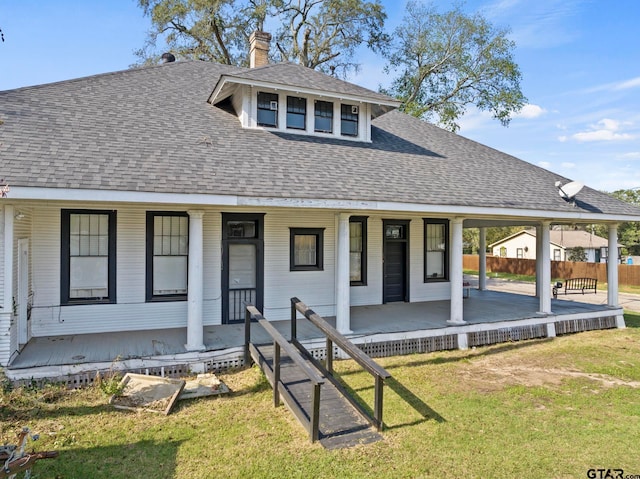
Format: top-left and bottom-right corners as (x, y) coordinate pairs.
(2, 313), (640, 478)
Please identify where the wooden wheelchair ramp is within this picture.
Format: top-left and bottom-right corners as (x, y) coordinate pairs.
(245, 300), (391, 450)
(250, 343), (382, 449)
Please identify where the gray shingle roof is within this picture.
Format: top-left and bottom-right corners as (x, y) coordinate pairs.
(225, 62), (398, 104)
(1, 60), (639, 219)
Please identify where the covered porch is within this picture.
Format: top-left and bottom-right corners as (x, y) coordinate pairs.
(5, 285), (624, 384)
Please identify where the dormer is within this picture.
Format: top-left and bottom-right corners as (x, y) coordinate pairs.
(208, 33), (401, 143)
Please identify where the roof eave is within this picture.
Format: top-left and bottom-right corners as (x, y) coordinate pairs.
(208, 74), (401, 110)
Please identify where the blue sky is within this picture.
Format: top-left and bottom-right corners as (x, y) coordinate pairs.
(2, 0), (640, 193)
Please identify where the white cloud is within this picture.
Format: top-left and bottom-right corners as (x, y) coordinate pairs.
(456, 107), (494, 132)
(620, 152), (640, 159)
(613, 77), (640, 91)
(538, 161), (552, 169)
(561, 162), (576, 168)
(483, 0), (583, 48)
(567, 118), (636, 142)
(583, 76), (640, 94)
(514, 104), (547, 119)
(558, 135), (568, 142)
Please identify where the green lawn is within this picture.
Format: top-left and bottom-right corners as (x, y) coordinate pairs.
(2, 313), (639, 478)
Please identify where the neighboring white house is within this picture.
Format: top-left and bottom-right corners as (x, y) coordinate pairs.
(2, 32), (640, 370)
(489, 229), (623, 262)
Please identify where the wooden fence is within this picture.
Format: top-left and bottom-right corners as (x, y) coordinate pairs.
(463, 254), (640, 286)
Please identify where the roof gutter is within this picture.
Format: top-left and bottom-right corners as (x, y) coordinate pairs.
(6, 186), (640, 224)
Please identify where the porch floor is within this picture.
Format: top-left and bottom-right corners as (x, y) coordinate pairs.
(8, 284), (624, 371)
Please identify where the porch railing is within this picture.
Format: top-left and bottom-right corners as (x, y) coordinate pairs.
(290, 297), (391, 431)
(244, 305), (324, 442)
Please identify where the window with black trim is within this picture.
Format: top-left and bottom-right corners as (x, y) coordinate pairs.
(349, 217), (367, 285)
(314, 100), (333, 133)
(287, 96), (306, 130)
(290, 228), (324, 271)
(516, 248), (524, 259)
(61, 209), (116, 304)
(257, 91), (278, 127)
(424, 218), (449, 281)
(341, 104), (358, 136)
(146, 212), (189, 301)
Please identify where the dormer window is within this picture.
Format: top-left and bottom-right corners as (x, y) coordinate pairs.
(314, 100), (333, 133)
(209, 65), (401, 143)
(286, 96), (306, 130)
(257, 92), (278, 127)
(341, 104), (359, 137)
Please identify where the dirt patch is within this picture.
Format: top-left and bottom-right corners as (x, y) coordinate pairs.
(456, 356), (640, 393)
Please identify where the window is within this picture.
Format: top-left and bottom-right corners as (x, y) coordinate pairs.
(257, 92), (278, 127)
(290, 228), (324, 271)
(424, 219), (449, 281)
(500, 246), (507, 258)
(314, 100), (333, 133)
(553, 249), (562, 261)
(287, 96), (306, 130)
(61, 209), (116, 304)
(146, 212), (189, 301)
(516, 248), (524, 259)
(341, 104), (359, 136)
(349, 217), (367, 285)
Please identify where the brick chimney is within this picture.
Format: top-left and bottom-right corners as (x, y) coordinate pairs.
(249, 31), (271, 68)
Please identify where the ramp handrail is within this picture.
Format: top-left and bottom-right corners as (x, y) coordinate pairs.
(290, 297), (391, 431)
(244, 305), (324, 442)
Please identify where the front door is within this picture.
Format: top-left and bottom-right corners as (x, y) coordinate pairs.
(222, 213), (264, 324)
(17, 238), (30, 345)
(383, 220), (410, 303)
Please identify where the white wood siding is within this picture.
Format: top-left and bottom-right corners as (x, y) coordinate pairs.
(350, 215), (383, 306)
(25, 203), (455, 337)
(31, 205), (191, 336)
(263, 209), (336, 320)
(202, 212), (222, 326)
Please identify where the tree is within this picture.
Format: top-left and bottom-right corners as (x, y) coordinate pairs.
(586, 189), (640, 256)
(610, 189), (640, 255)
(567, 246), (587, 262)
(273, 0), (387, 76)
(135, 0), (387, 76)
(381, 1), (526, 132)
(135, 0), (259, 65)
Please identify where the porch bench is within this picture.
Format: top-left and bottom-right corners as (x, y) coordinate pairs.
(552, 278), (597, 299)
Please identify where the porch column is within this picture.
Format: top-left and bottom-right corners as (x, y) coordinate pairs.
(478, 227), (487, 290)
(3, 205), (14, 313)
(186, 210), (205, 351)
(537, 221), (552, 314)
(607, 224), (619, 308)
(448, 217), (466, 324)
(535, 224), (543, 298)
(336, 213), (351, 334)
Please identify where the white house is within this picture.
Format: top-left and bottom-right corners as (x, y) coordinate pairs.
(489, 229), (622, 262)
(2, 33), (639, 380)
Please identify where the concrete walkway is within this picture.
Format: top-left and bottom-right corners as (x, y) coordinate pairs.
(480, 276), (640, 312)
